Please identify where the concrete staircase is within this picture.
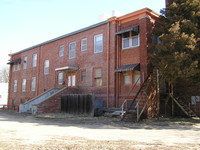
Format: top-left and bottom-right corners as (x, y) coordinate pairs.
(19, 88), (61, 114)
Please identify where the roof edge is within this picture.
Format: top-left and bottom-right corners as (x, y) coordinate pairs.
(11, 20), (108, 56)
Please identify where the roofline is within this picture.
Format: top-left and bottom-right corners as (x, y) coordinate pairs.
(117, 8), (159, 21)
(11, 20), (108, 56)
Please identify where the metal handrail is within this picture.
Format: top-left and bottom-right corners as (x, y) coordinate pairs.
(120, 76), (141, 116)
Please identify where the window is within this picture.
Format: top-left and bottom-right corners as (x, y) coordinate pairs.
(68, 74), (76, 87)
(94, 34), (103, 53)
(81, 38), (87, 51)
(23, 57), (28, 69)
(58, 73), (63, 85)
(69, 42), (76, 59)
(81, 70), (86, 82)
(44, 60), (49, 75)
(94, 68), (102, 86)
(13, 63), (20, 71)
(14, 80), (17, 92)
(31, 77), (36, 91)
(22, 79), (26, 92)
(59, 45), (64, 57)
(124, 71), (131, 85)
(32, 54), (37, 67)
(122, 31), (140, 49)
(133, 71), (141, 84)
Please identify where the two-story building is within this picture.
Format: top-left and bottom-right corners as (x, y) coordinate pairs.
(7, 8), (160, 117)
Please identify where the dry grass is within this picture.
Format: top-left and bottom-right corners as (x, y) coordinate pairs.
(0, 110), (200, 150)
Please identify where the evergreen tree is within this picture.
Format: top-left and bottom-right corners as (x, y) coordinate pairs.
(151, 0), (200, 84)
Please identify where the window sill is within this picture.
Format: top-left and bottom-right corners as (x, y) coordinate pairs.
(122, 46), (140, 50)
(94, 51), (103, 54)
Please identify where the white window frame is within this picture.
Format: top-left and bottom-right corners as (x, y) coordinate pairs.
(59, 45), (64, 57)
(44, 60), (49, 75)
(69, 42), (76, 59)
(22, 79), (26, 92)
(14, 80), (17, 92)
(81, 70), (86, 82)
(94, 34), (103, 53)
(31, 77), (36, 92)
(32, 54), (37, 67)
(81, 38), (87, 51)
(58, 72), (63, 85)
(13, 63), (20, 71)
(23, 56), (28, 70)
(122, 32), (140, 49)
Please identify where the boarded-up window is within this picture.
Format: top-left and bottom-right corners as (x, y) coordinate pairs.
(124, 71), (131, 85)
(133, 71), (141, 84)
(94, 68), (102, 86)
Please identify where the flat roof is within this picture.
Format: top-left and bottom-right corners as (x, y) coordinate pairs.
(11, 20), (108, 56)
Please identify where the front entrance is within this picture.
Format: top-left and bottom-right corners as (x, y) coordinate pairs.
(67, 73), (76, 87)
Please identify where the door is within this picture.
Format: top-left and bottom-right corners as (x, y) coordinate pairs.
(67, 73), (76, 87)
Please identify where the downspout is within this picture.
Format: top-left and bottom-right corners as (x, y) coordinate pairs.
(116, 21), (120, 107)
(36, 47), (41, 96)
(7, 55), (13, 105)
(106, 21), (110, 108)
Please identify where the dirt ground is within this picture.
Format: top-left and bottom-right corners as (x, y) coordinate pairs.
(0, 110), (200, 150)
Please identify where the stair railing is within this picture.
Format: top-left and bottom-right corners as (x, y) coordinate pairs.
(120, 76), (141, 117)
(121, 73), (152, 121)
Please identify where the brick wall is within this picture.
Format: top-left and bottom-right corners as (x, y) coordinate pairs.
(7, 8), (159, 117)
(37, 87), (80, 114)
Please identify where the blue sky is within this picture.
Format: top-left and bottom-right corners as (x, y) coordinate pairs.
(0, 0), (165, 68)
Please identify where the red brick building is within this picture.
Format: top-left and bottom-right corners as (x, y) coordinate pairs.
(7, 8), (160, 117)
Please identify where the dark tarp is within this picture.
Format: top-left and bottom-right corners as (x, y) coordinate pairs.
(115, 63), (140, 72)
(7, 58), (21, 64)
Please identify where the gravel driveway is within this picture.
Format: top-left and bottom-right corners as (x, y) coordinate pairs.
(0, 110), (200, 150)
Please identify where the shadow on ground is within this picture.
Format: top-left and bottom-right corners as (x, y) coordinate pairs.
(0, 110), (200, 131)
